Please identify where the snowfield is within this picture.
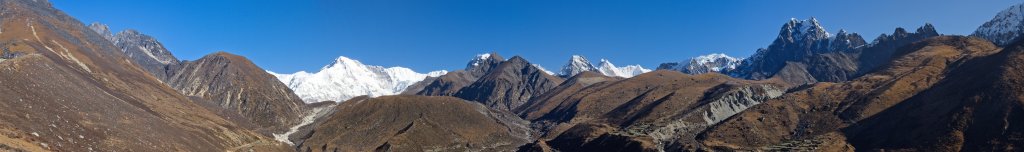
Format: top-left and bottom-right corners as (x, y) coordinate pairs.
(269, 56), (446, 103)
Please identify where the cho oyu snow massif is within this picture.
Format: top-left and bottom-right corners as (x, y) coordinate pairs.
(269, 56), (447, 103)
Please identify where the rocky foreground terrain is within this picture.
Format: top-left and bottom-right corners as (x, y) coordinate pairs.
(4, 0), (1024, 151)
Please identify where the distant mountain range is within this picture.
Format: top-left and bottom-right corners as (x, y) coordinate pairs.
(557, 55), (651, 78)
(268, 56), (447, 103)
(657, 53), (742, 75)
(6, 0), (1024, 151)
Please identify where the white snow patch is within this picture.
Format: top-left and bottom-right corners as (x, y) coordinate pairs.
(532, 64), (555, 75)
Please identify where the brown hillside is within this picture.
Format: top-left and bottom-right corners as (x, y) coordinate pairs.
(298, 95), (532, 152)
(699, 36), (1002, 151)
(166, 51), (307, 134)
(522, 70), (785, 151)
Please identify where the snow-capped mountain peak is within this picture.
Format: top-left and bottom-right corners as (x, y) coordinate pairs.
(973, 3), (1024, 46)
(559, 55), (598, 76)
(657, 53), (742, 75)
(557, 55), (650, 78)
(784, 17), (831, 42)
(270, 56), (447, 103)
(467, 53), (492, 68)
(595, 58), (651, 78)
(596, 59), (622, 76)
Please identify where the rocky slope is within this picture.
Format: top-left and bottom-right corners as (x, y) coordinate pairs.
(699, 36), (1005, 151)
(0, 0), (284, 151)
(297, 95), (532, 152)
(164, 52), (307, 133)
(269, 56), (447, 103)
(842, 37), (1024, 151)
(87, 23), (180, 81)
(518, 71), (786, 151)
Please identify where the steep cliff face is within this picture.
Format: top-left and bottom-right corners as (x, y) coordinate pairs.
(454, 56), (565, 111)
(298, 95), (533, 152)
(0, 0), (281, 151)
(166, 52), (306, 133)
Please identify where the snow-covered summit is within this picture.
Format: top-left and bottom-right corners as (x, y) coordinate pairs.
(974, 3), (1024, 46)
(467, 53), (493, 69)
(558, 55), (650, 78)
(558, 55), (598, 76)
(783, 17), (831, 42)
(269, 56), (448, 103)
(658, 53), (742, 75)
(596, 59), (651, 78)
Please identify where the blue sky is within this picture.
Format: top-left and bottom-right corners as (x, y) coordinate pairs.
(52, 0), (1020, 73)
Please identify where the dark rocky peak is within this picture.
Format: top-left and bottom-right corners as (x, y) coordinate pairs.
(778, 17), (831, 43)
(506, 55), (529, 65)
(87, 22), (113, 40)
(454, 55), (564, 111)
(827, 29), (867, 51)
(871, 24), (940, 47)
(465, 52), (505, 77)
(733, 17), (867, 80)
(105, 27), (180, 80)
(917, 23), (938, 35)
